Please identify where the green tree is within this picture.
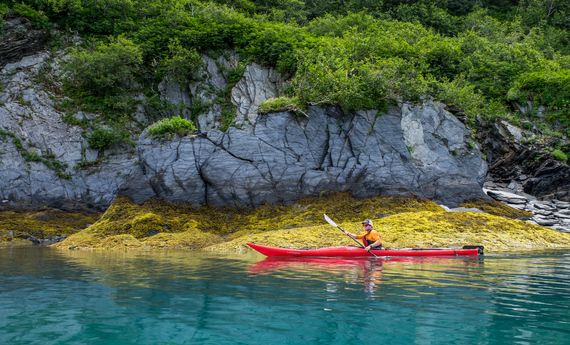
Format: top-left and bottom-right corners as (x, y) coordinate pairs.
(161, 37), (204, 85)
(62, 35), (143, 113)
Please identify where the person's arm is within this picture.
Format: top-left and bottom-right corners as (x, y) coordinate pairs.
(365, 240), (381, 251)
(346, 232), (365, 240)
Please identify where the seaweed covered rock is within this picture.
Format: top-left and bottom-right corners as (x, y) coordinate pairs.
(52, 193), (570, 252)
(53, 193), (444, 249)
(215, 211), (570, 252)
(0, 209), (100, 245)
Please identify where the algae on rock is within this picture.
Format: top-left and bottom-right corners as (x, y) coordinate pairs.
(0, 209), (101, 245)
(51, 193), (570, 252)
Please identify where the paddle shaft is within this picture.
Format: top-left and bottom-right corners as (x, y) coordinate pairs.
(324, 214), (378, 259)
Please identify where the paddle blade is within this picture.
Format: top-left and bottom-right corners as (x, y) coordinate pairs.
(324, 214), (338, 228)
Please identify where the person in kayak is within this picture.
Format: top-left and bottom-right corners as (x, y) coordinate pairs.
(345, 219), (383, 251)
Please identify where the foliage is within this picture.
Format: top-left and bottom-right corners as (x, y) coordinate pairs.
(0, 3), (9, 28)
(146, 116), (197, 140)
(61, 35), (143, 116)
(87, 127), (129, 150)
(12, 2), (50, 29)
(5, 0), (570, 139)
(508, 69), (570, 129)
(258, 96), (307, 115)
(552, 149), (568, 163)
(290, 32), (429, 111)
(160, 38), (205, 86)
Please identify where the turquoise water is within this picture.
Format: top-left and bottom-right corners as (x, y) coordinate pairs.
(1, 248), (570, 344)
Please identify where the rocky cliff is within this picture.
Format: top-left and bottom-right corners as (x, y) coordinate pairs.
(14, 14), (565, 213)
(120, 102), (487, 207)
(0, 44), (488, 211)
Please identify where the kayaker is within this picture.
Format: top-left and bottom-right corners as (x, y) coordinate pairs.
(345, 219), (383, 251)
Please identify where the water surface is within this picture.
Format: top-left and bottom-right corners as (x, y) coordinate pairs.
(1, 248), (570, 344)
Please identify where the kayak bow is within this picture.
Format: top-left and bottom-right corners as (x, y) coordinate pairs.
(246, 243), (483, 257)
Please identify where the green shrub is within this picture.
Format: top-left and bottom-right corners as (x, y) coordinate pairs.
(23, 150), (42, 162)
(88, 127), (126, 150)
(0, 3), (9, 28)
(12, 3), (50, 29)
(161, 38), (204, 86)
(552, 149), (568, 163)
(147, 116), (197, 140)
(508, 69), (570, 126)
(62, 36), (143, 114)
(12, 138), (23, 149)
(291, 38), (428, 111)
(258, 96), (307, 116)
(189, 97), (212, 121)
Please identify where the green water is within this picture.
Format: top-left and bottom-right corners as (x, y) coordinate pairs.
(1, 248), (569, 345)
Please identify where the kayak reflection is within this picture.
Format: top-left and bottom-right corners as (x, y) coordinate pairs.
(249, 257), (386, 297)
(249, 256), (481, 274)
(248, 256), (484, 298)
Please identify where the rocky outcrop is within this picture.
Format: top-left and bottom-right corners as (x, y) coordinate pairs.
(0, 12), (49, 69)
(230, 62), (286, 129)
(478, 118), (570, 232)
(0, 30), (488, 210)
(0, 44), (138, 211)
(483, 187), (570, 233)
(482, 119), (570, 201)
(120, 102), (488, 207)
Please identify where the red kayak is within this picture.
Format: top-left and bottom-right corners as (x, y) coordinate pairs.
(246, 243), (483, 257)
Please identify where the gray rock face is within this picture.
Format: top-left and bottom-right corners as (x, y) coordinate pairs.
(231, 62), (286, 128)
(0, 43), (138, 211)
(0, 13), (49, 69)
(189, 53), (237, 132)
(157, 77), (192, 120)
(126, 102), (488, 207)
(0, 38), (488, 210)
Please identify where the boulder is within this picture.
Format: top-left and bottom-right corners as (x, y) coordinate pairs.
(484, 189), (528, 205)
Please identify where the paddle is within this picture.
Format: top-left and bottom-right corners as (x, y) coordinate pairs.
(324, 214), (378, 259)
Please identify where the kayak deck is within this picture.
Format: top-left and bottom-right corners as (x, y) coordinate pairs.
(246, 243), (483, 257)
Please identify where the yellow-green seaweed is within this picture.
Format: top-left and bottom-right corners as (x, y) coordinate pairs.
(0, 209), (101, 245)
(51, 193), (570, 252)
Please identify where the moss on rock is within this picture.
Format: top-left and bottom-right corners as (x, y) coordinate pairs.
(0, 235), (34, 246)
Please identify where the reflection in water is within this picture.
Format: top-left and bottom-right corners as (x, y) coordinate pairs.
(1, 248), (570, 345)
(248, 256), (484, 298)
(249, 257), (387, 297)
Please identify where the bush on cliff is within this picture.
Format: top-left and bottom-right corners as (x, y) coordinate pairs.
(3, 0), (570, 153)
(62, 36), (143, 116)
(508, 69), (570, 133)
(87, 127), (130, 150)
(147, 116), (198, 140)
(258, 96), (307, 115)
